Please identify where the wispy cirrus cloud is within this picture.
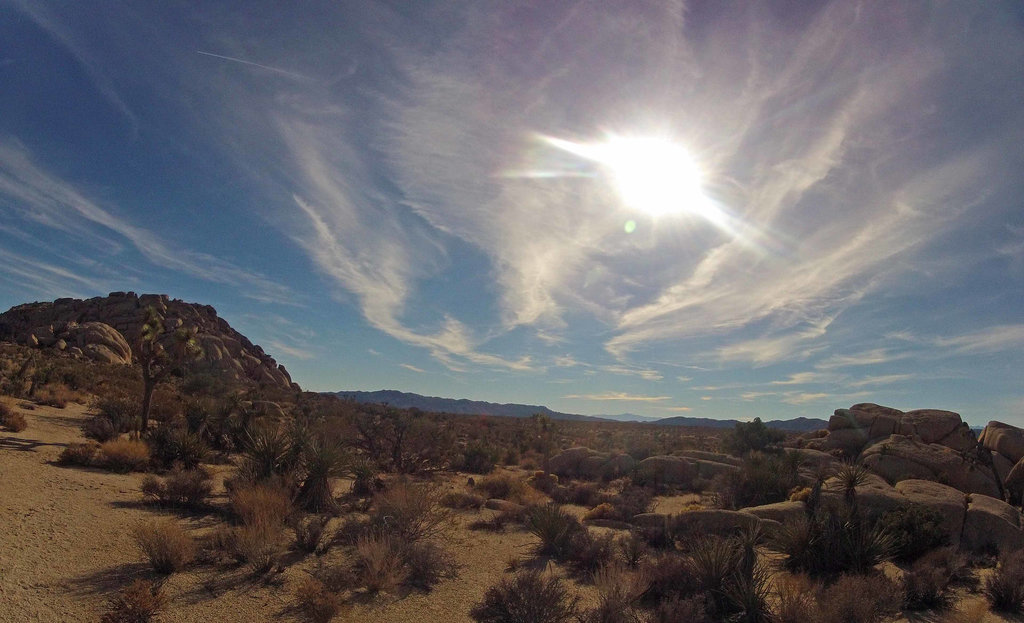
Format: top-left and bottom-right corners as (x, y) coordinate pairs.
(400, 363), (426, 373)
(0, 141), (295, 305)
(933, 325), (1024, 355)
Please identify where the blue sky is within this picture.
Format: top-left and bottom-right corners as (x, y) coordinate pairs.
(1, 1), (1023, 425)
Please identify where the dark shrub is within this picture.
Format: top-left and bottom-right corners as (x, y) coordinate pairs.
(875, 504), (947, 562)
(569, 531), (616, 575)
(713, 451), (801, 509)
(986, 549), (1024, 613)
(721, 418), (785, 457)
(639, 553), (696, 605)
(140, 470), (212, 508)
(526, 504), (586, 560)
(651, 595), (712, 623)
(0, 403), (27, 432)
(403, 540), (458, 590)
(476, 473), (528, 502)
(100, 580), (167, 623)
(470, 570), (579, 623)
(82, 416), (118, 442)
(462, 442), (500, 474)
(146, 425), (208, 470)
(441, 490), (485, 510)
(816, 574), (901, 623)
(94, 395), (140, 433)
(291, 514), (331, 554)
(57, 441), (100, 466)
(293, 576), (342, 623)
(770, 506), (893, 578)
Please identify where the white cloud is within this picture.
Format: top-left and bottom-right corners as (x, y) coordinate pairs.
(400, 363), (426, 373)
(563, 392), (672, 402)
(933, 325), (1024, 355)
(816, 349), (911, 369)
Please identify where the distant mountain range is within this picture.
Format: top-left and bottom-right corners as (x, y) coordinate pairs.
(330, 389), (828, 432)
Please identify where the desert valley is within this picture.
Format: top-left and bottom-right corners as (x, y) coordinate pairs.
(2, 293), (1024, 622)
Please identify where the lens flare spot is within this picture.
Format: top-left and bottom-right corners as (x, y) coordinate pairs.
(624, 220), (637, 233)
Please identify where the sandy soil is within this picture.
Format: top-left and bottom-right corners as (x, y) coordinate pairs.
(0, 397), (573, 623)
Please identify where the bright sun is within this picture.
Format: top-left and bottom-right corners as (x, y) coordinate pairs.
(545, 134), (723, 222)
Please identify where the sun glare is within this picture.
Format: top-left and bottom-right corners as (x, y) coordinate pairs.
(544, 134), (726, 225)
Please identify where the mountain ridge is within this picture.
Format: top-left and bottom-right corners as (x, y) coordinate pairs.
(331, 389), (828, 431)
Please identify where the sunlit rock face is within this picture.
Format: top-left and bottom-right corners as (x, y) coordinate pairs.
(0, 292), (293, 389)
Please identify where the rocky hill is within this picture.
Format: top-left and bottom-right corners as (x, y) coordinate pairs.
(0, 292), (293, 389)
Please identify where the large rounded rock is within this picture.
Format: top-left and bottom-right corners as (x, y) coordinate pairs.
(861, 435), (1000, 497)
(696, 459), (739, 480)
(679, 450), (741, 467)
(822, 472), (907, 519)
(893, 479), (967, 547)
(69, 322), (132, 364)
(548, 447), (595, 477)
(634, 456), (696, 487)
(742, 500), (806, 525)
(981, 422), (1024, 464)
(962, 494), (1024, 554)
(899, 409), (963, 444)
(669, 509), (761, 539)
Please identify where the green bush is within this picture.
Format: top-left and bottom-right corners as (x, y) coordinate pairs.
(770, 506), (894, 578)
(147, 425), (208, 470)
(713, 451), (802, 509)
(461, 442), (500, 474)
(526, 504), (586, 560)
(720, 418), (784, 457)
(875, 504), (947, 562)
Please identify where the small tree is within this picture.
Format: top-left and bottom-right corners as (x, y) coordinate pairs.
(721, 418), (785, 457)
(136, 307), (201, 432)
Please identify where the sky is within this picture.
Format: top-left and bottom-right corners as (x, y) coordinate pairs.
(1, 1), (1023, 425)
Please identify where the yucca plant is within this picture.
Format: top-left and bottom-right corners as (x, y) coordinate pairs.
(297, 438), (347, 513)
(239, 425), (292, 483)
(526, 504), (586, 560)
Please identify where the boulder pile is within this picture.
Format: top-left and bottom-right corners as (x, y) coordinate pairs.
(0, 292), (294, 389)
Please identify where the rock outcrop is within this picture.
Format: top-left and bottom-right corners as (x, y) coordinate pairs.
(547, 447), (636, 480)
(981, 421), (1024, 502)
(0, 292), (293, 389)
(807, 403), (978, 458)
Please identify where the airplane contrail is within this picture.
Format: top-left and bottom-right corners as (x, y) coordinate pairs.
(196, 50), (311, 81)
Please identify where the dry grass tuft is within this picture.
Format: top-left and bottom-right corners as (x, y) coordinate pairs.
(470, 569), (579, 623)
(293, 576), (343, 623)
(230, 482), (294, 527)
(132, 519), (195, 574)
(141, 470), (212, 509)
(986, 549), (1024, 613)
(99, 439), (151, 472)
(371, 481), (451, 543)
(0, 403), (27, 432)
(100, 579), (168, 623)
(234, 522), (286, 576)
(354, 535), (406, 593)
(58, 441), (100, 466)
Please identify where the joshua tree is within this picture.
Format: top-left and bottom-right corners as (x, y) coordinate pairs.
(136, 306), (201, 432)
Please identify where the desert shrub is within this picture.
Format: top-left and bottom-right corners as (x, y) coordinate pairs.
(602, 486), (653, 522)
(403, 540), (458, 590)
(94, 395), (140, 434)
(903, 558), (954, 611)
(291, 514), (331, 554)
(236, 426), (294, 484)
(0, 403), (27, 432)
(100, 579), (167, 623)
(132, 519), (195, 574)
(526, 504), (586, 560)
(461, 442), (500, 474)
(293, 576), (342, 623)
(140, 470), (212, 508)
(57, 441), (99, 466)
(99, 439), (151, 472)
(770, 507), (894, 578)
(146, 425), (208, 470)
(354, 534), (406, 593)
(476, 473), (528, 502)
(34, 383), (72, 408)
(230, 482), (294, 527)
(617, 531), (649, 568)
(985, 549), (1024, 613)
(371, 481), (450, 543)
(569, 531), (616, 575)
(441, 490), (485, 509)
(720, 418), (784, 457)
(774, 574), (817, 623)
(333, 515), (372, 546)
(550, 482), (601, 507)
(528, 471), (559, 494)
(651, 595), (712, 623)
(234, 522), (285, 575)
(876, 504), (947, 562)
(581, 564), (648, 623)
(470, 569), (579, 623)
(639, 553), (697, 605)
(713, 451), (801, 509)
(83, 415), (119, 442)
(584, 503), (616, 521)
(816, 574), (901, 623)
